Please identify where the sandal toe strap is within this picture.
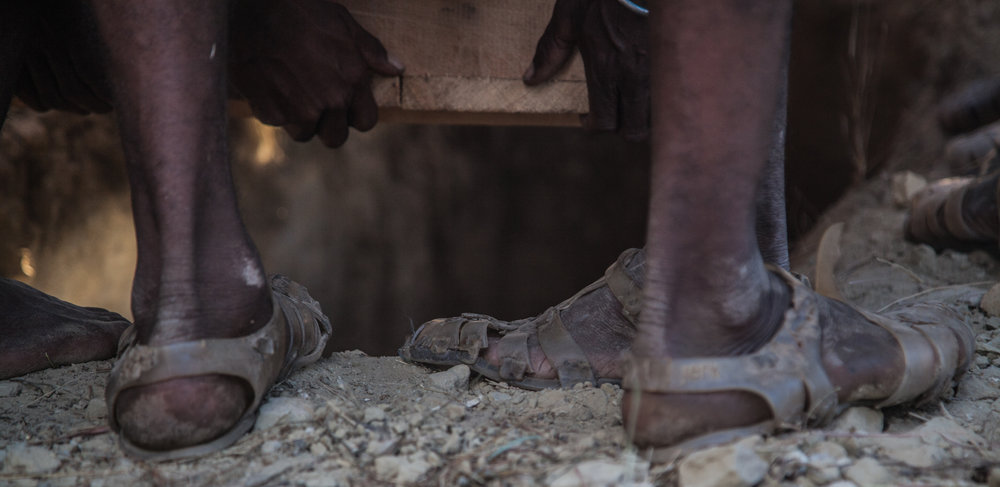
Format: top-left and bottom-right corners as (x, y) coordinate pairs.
(537, 309), (598, 388)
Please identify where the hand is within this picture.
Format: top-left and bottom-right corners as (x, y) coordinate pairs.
(524, 0), (648, 141)
(229, 0), (403, 148)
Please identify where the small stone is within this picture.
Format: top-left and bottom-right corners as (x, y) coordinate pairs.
(363, 406), (387, 423)
(806, 442), (849, 485)
(549, 460), (631, 487)
(428, 364), (470, 393)
(3, 442), (61, 474)
(678, 436), (768, 487)
(310, 442), (329, 456)
(253, 397), (316, 431)
(85, 397), (107, 422)
(806, 464), (843, 485)
(374, 455), (431, 484)
(443, 403), (466, 421)
(826, 482), (858, 487)
(260, 440), (282, 454)
(891, 171), (927, 207)
(0, 381), (22, 397)
(982, 284), (1000, 317)
(367, 437), (399, 456)
(828, 407), (883, 433)
(977, 355), (991, 368)
(489, 391), (512, 402)
(984, 335), (1000, 355)
(78, 435), (114, 456)
(390, 420), (408, 434)
(442, 433), (463, 454)
(809, 441), (849, 463)
(464, 397), (481, 408)
(844, 457), (892, 485)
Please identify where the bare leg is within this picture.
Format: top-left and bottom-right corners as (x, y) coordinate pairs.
(90, 0), (272, 451)
(638, 1), (794, 358)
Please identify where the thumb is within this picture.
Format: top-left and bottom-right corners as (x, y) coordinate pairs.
(523, 0), (584, 85)
(355, 26), (405, 76)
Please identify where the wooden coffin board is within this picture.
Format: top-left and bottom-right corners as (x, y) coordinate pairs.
(339, 0), (588, 126)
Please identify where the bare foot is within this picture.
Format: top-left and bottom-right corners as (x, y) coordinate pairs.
(0, 277), (130, 379)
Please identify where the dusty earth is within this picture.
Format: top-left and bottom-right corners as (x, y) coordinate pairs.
(3, 173), (1000, 486)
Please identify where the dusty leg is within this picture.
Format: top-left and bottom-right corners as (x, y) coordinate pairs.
(90, 1), (273, 451)
(623, 1), (966, 448)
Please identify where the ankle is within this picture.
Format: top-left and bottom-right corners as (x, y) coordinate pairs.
(638, 268), (790, 358)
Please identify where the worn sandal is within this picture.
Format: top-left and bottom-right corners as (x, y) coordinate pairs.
(623, 266), (974, 460)
(904, 176), (996, 251)
(106, 274), (331, 461)
(399, 248), (644, 390)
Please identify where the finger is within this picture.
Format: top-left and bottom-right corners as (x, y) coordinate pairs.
(283, 121), (317, 142)
(523, 0), (584, 86)
(354, 26), (405, 76)
(317, 108), (349, 148)
(324, 2), (404, 77)
(348, 85), (378, 132)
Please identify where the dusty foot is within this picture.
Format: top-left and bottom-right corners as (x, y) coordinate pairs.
(109, 276), (328, 456)
(0, 277), (131, 379)
(401, 249), (644, 386)
(623, 270), (973, 450)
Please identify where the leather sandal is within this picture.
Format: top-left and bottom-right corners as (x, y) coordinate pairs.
(399, 248), (644, 390)
(904, 176), (996, 251)
(623, 266), (974, 460)
(106, 274), (331, 461)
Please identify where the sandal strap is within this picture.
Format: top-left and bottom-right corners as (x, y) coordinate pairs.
(941, 182), (986, 240)
(496, 328), (533, 381)
(107, 293), (287, 433)
(107, 275), (331, 433)
(536, 307), (598, 387)
(623, 266), (838, 427)
(604, 248), (644, 323)
(864, 303), (965, 408)
(909, 177), (990, 244)
(272, 275), (331, 373)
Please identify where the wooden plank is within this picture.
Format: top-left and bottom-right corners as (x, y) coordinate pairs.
(341, 0), (588, 125)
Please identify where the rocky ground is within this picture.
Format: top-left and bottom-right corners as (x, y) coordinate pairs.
(2, 171), (1000, 486)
